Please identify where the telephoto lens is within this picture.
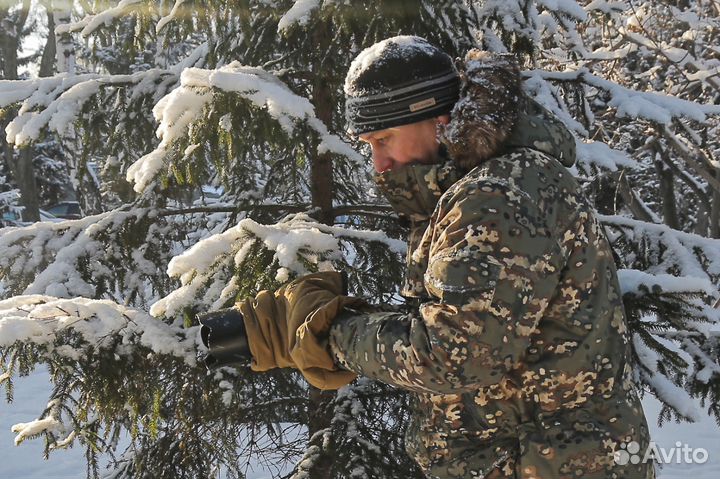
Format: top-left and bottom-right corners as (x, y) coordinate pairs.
(197, 308), (252, 369)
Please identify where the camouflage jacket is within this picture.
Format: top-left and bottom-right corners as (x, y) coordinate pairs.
(329, 98), (654, 479)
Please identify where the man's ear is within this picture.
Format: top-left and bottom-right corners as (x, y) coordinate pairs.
(437, 114), (451, 126)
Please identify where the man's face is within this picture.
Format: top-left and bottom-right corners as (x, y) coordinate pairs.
(359, 116), (450, 173)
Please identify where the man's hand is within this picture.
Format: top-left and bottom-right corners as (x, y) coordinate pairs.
(239, 271), (367, 390)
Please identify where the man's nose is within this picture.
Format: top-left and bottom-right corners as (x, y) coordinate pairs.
(372, 150), (392, 173)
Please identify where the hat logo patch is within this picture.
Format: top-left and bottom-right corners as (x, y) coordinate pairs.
(409, 98), (437, 112)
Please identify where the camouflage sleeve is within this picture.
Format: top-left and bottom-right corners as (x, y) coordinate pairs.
(329, 182), (561, 394)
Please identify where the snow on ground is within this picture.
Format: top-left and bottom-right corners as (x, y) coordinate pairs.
(0, 368), (293, 479)
(1, 369), (719, 478)
(642, 394), (720, 478)
(0, 368), (87, 479)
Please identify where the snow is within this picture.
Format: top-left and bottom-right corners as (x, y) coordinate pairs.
(634, 334), (704, 422)
(44, 80), (104, 137)
(156, 0), (189, 33)
(522, 75), (589, 137)
(12, 416), (63, 446)
(618, 269), (718, 297)
(600, 214), (720, 278)
(0, 188), (20, 211)
(0, 296), (198, 365)
(2, 70), (173, 146)
(0, 78), (44, 107)
(151, 213), (406, 319)
(0, 208), (163, 299)
(169, 42), (209, 75)
(536, 0), (587, 20)
(185, 65), (317, 128)
(242, 218), (341, 271)
(615, 28), (720, 94)
(0, 369), (299, 479)
(575, 139), (638, 172)
(277, 0), (321, 32)
(344, 36), (442, 96)
(126, 84), (211, 192)
(2, 368), (719, 478)
(642, 394), (720, 478)
(587, 72), (718, 123)
(219, 113), (233, 132)
(585, 0), (627, 14)
(0, 369), (89, 479)
(127, 63), (362, 193)
(55, 0), (144, 37)
(525, 68), (720, 124)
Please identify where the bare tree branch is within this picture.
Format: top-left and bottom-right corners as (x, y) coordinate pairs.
(157, 204), (396, 220)
(660, 125), (720, 193)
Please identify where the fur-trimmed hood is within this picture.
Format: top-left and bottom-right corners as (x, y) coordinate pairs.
(374, 50), (577, 223)
(440, 50), (576, 170)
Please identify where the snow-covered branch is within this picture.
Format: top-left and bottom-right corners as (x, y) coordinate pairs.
(601, 214), (720, 282)
(55, 0), (145, 37)
(278, 0), (322, 32)
(618, 29), (720, 93)
(618, 270), (717, 297)
(150, 213), (405, 319)
(633, 332), (704, 422)
(2, 70), (177, 146)
(126, 62), (363, 193)
(659, 125), (720, 192)
(0, 205), (197, 306)
(0, 295), (197, 364)
(574, 139), (638, 172)
(0, 209), (140, 298)
(156, 0), (189, 33)
(526, 68), (720, 124)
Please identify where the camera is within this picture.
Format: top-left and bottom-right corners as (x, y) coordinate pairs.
(196, 307), (251, 369)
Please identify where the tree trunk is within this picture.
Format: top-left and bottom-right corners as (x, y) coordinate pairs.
(711, 172), (720, 239)
(39, 0), (57, 77)
(654, 157), (680, 230)
(0, 8), (20, 79)
(155, 0), (170, 68)
(54, 0), (74, 74)
(0, 117), (14, 207)
(1, 1), (40, 222)
(51, 2), (104, 213)
(309, 29), (335, 227)
(615, 173), (657, 223)
(304, 20), (337, 479)
(74, 155), (104, 215)
(12, 147), (41, 222)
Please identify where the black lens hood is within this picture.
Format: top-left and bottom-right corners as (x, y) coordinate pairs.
(197, 307), (251, 369)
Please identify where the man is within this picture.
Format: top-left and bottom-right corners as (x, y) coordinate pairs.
(331, 36), (654, 478)
(202, 36), (654, 478)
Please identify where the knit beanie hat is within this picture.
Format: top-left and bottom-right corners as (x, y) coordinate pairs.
(344, 36), (460, 135)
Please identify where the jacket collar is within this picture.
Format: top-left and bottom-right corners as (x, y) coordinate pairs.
(373, 158), (463, 222)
